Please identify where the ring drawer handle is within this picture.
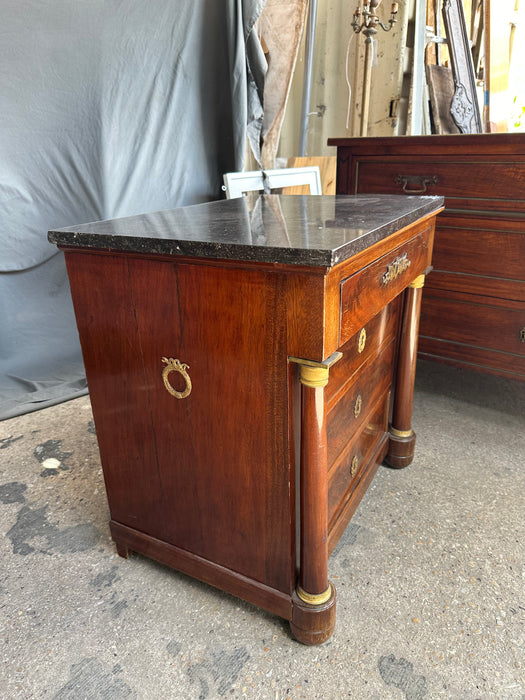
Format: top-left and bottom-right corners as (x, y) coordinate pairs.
(161, 357), (192, 399)
(350, 455), (359, 476)
(381, 253), (411, 285)
(394, 174), (438, 194)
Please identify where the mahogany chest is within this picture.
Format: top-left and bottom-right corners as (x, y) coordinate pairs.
(328, 134), (525, 380)
(49, 194), (442, 643)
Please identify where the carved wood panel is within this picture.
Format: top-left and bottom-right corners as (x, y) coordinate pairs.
(442, 0), (483, 133)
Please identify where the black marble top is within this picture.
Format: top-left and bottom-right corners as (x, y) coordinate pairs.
(48, 194), (443, 267)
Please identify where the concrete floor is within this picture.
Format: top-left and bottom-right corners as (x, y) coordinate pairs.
(1, 360), (524, 699)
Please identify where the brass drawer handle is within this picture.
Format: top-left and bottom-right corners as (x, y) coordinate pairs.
(354, 394), (362, 418)
(394, 174), (438, 194)
(350, 455), (359, 476)
(381, 253), (411, 285)
(358, 328), (367, 354)
(161, 357), (192, 399)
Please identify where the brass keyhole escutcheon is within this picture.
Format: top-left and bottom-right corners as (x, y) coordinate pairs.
(520, 327), (525, 343)
(161, 357), (192, 399)
(350, 455), (359, 476)
(358, 328), (367, 354)
(354, 394), (362, 418)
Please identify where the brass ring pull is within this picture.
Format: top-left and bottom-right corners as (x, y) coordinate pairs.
(394, 174), (438, 194)
(354, 394), (362, 418)
(161, 357), (192, 399)
(350, 455), (359, 476)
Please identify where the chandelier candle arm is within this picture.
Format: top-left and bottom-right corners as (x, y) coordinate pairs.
(352, 0), (398, 34)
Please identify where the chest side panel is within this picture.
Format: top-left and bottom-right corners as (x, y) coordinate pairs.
(65, 252), (294, 594)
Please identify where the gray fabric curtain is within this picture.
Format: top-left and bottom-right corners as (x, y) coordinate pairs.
(0, 0), (266, 420)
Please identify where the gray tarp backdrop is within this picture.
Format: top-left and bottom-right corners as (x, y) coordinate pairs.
(0, 0), (266, 420)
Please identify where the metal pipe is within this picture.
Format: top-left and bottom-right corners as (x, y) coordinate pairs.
(435, 0), (442, 65)
(298, 0), (318, 156)
(409, 0), (427, 135)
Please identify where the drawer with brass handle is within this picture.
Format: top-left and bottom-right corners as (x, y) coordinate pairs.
(340, 226), (432, 345)
(326, 338), (395, 470)
(353, 159), (525, 213)
(327, 393), (389, 531)
(326, 297), (400, 407)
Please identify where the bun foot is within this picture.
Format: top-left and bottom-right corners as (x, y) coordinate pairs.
(290, 583), (336, 645)
(385, 428), (416, 469)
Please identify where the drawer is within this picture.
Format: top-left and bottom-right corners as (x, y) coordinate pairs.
(326, 297), (400, 407)
(420, 293), (525, 358)
(326, 338), (395, 469)
(354, 158), (525, 213)
(426, 271), (525, 305)
(432, 216), (525, 281)
(340, 227), (431, 345)
(418, 336), (525, 379)
(327, 393), (389, 530)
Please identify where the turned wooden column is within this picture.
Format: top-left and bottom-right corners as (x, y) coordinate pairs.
(386, 273), (426, 468)
(289, 351), (341, 644)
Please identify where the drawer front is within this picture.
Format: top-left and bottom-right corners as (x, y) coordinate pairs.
(354, 158), (525, 213)
(326, 297), (400, 407)
(418, 337), (525, 379)
(420, 293), (525, 359)
(426, 271), (525, 305)
(340, 227), (431, 345)
(432, 218), (525, 282)
(326, 338), (395, 469)
(328, 393), (389, 529)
